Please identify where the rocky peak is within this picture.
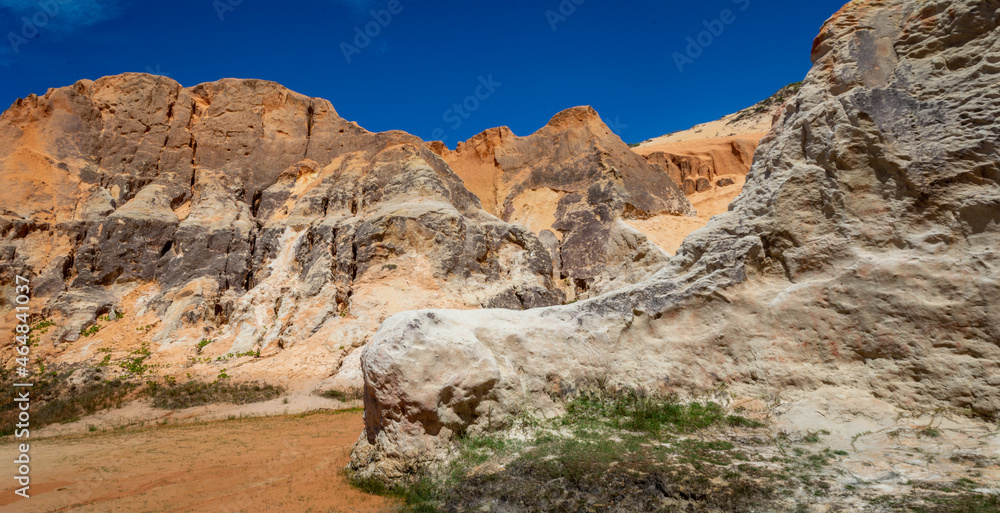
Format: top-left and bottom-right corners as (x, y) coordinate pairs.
(542, 105), (605, 131)
(428, 105), (694, 297)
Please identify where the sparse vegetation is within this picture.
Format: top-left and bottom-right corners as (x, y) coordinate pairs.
(565, 389), (763, 435)
(919, 426), (943, 438)
(98, 311), (123, 322)
(118, 343), (152, 376)
(0, 369), (137, 436)
(353, 389), (789, 512)
(318, 388), (363, 402)
(870, 487), (1000, 513)
(80, 323), (103, 337)
(215, 350), (260, 362)
(803, 429), (831, 443)
(147, 380), (284, 409)
(349, 388), (984, 512)
(32, 319), (55, 332)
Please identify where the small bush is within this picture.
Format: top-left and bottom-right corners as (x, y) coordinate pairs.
(80, 324), (102, 337)
(803, 429), (830, 443)
(0, 379), (137, 436)
(919, 426), (942, 438)
(318, 388), (363, 402)
(148, 380), (284, 409)
(118, 343), (151, 376)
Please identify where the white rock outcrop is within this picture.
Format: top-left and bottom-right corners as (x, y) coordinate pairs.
(351, 0), (1000, 479)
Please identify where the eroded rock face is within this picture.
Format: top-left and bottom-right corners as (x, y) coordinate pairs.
(637, 135), (759, 195)
(351, 0), (1000, 479)
(632, 83), (801, 201)
(0, 74), (563, 386)
(620, 85), (803, 256)
(428, 107), (695, 298)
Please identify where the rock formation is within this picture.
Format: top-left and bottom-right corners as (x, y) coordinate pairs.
(351, 0), (1000, 480)
(637, 135), (758, 196)
(624, 84), (801, 254)
(0, 74), (569, 387)
(0, 72), (711, 394)
(428, 107), (694, 298)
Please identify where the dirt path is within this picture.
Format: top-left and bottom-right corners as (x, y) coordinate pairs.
(0, 411), (396, 512)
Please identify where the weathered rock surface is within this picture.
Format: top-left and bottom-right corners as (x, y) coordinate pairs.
(428, 107), (695, 298)
(351, 0), (1000, 480)
(633, 84), (803, 200)
(623, 84), (802, 255)
(637, 134), (760, 196)
(0, 74), (570, 387)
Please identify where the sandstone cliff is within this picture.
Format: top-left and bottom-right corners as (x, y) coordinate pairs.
(429, 107), (695, 298)
(0, 74), (571, 388)
(624, 84), (802, 254)
(627, 133), (761, 254)
(351, 0), (1000, 479)
(0, 71), (716, 395)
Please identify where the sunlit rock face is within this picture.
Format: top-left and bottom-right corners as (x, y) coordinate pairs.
(351, 0), (1000, 480)
(0, 74), (566, 387)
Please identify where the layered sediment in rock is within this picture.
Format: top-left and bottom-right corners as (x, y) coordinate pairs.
(351, 0), (1000, 479)
(428, 107), (695, 298)
(636, 135), (759, 196)
(627, 133), (763, 254)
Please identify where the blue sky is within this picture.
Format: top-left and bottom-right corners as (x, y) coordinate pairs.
(0, 0), (846, 145)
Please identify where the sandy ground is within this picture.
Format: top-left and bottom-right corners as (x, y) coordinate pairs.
(0, 411), (396, 513)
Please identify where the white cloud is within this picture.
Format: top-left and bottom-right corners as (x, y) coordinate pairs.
(0, 0), (128, 35)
